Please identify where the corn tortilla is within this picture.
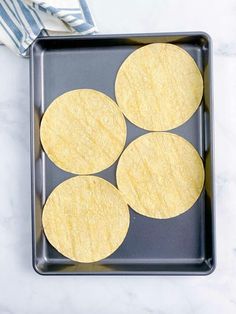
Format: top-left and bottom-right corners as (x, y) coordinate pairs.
(42, 176), (130, 263)
(40, 89), (127, 174)
(115, 43), (203, 131)
(116, 132), (204, 219)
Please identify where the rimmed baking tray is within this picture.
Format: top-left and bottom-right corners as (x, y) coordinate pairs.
(30, 32), (215, 275)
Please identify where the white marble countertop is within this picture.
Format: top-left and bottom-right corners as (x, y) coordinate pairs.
(0, 0), (235, 313)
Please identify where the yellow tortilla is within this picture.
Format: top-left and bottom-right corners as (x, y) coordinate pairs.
(116, 132), (204, 219)
(40, 89), (127, 174)
(42, 176), (130, 263)
(115, 43), (203, 131)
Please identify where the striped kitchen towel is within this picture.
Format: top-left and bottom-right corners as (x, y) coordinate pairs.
(0, 0), (97, 56)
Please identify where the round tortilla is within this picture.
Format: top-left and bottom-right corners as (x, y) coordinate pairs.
(40, 89), (127, 174)
(115, 43), (203, 131)
(116, 132), (204, 219)
(42, 176), (130, 263)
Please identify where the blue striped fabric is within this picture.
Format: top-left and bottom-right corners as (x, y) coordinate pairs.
(0, 0), (96, 56)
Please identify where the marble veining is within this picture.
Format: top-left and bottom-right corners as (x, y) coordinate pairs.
(0, 0), (236, 313)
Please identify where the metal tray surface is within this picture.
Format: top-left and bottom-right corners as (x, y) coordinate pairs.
(30, 33), (215, 275)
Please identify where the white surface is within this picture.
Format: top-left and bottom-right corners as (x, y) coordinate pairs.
(0, 0), (236, 313)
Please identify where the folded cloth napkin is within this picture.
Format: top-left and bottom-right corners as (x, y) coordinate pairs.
(0, 0), (97, 56)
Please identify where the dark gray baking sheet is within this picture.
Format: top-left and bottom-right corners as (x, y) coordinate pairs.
(30, 32), (215, 275)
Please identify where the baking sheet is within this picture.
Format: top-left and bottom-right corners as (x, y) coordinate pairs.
(30, 33), (215, 275)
